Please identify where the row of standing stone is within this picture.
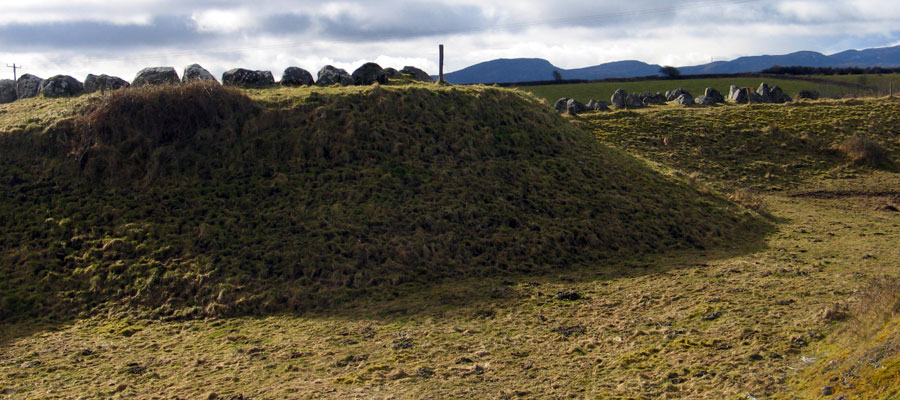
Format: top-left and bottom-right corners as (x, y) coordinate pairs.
(555, 82), (818, 115)
(0, 62), (434, 104)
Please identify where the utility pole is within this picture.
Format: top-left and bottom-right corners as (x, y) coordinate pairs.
(6, 63), (21, 81)
(438, 45), (444, 83)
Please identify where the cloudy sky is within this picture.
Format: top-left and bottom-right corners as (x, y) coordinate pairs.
(1, 0), (899, 82)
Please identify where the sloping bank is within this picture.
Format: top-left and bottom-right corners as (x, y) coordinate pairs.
(0, 82), (769, 321)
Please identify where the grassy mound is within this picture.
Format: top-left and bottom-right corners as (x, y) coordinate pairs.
(0, 83), (766, 321)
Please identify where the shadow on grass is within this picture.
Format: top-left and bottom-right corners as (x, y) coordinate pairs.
(302, 230), (775, 324)
(0, 221), (776, 347)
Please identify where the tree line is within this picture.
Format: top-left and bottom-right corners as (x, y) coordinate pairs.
(762, 65), (900, 76)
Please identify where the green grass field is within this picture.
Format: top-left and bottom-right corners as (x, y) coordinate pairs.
(820, 73), (900, 96)
(519, 74), (900, 104)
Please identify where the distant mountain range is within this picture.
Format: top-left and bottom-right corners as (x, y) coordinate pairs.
(443, 44), (900, 84)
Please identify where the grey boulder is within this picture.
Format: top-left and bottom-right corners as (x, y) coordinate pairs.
(399, 66), (434, 82)
(133, 67), (180, 87)
(703, 88), (725, 103)
(674, 94), (694, 106)
(84, 74), (129, 94)
(728, 85), (740, 99)
(383, 67), (400, 78)
(317, 65), (352, 86)
(0, 79), (16, 104)
(625, 92), (644, 108)
(642, 92), (666, 105)
(222, 68), (275, 88)
(729, 87), (750, 103)
(587, 99), (609, 111)
(554, 97), (571, 113)
(611, 89), (627, 109)
(695, 95), (717, 105)
(749, 90), (766, 103)
(40, 75), (84, 98)
(666, 88), (692, 102)
(768, 86), (791, 103)
(16, 74), (43, 99)
(182, 64), (217, 83)
(756, 82), (772, 102)
(281, 67), (314, 86)
(351, 62), (388, 85)
(566, 99), (589, 115)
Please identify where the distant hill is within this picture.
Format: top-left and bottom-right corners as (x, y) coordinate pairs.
(441, 58), (561, 84)
(443, 44), (900, 84)
(443, 59), (664, 84)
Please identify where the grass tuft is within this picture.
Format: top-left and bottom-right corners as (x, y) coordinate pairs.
(847, 278), (900, 340)
(835, 135), (893, 168)
(729, 188), (769, 215)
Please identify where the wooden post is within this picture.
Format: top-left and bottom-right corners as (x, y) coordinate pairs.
(6, 63), (20, 81)
(439, 44), (444, 83)
(890, 82), (893, 98)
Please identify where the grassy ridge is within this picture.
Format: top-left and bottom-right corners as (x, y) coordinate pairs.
(575, 99), (900, 191)
(519, 75), (895, 104)
(0, 83), (767, 322)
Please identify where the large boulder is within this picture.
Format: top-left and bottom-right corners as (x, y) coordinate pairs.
(587, 99), (609, 111)
(222, 68), (275, 88)
(768, 86), (791, 103)
(728, 85), (740, 99)
(611, 89), (627, 109)
(729, 86), (750, 103)
(0, 79), (16, 104)
(132, 67), (180, 87)
(756, 82), (772, 102)
(695, 95), (717, 105)
(703, 88), (724, 103)
(383, 67), (400, 79)
(40, 75), (84, 98)
(351, 62), (388, 85)
(566, 99), (589, 115)
(316, 65), (352, 86)
(642, 92), (666, 105)
(16, 74), (43, 99)
(84, 74), (129, 94)
(554, 97), (571, 113)
(399, 66), (434, 83)
(281, 67), (314, 86)
(665, 88), (691, 102)
(625, 92), (644, 108)
(749, 90), (766, 103)
(182, 64), (217, 83)
(674, 94), (694, 106)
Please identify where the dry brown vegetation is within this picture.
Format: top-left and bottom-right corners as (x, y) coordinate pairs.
(847, 278), (900, 340)
(835, 134), (893, 168)
(729, 187), (770, 215)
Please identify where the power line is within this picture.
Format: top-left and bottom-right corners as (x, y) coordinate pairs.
(33, 0), (760, 67)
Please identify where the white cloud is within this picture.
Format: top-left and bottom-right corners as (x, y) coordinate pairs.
(192, 9), (255, 34)
(1, 0), (899, 82)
